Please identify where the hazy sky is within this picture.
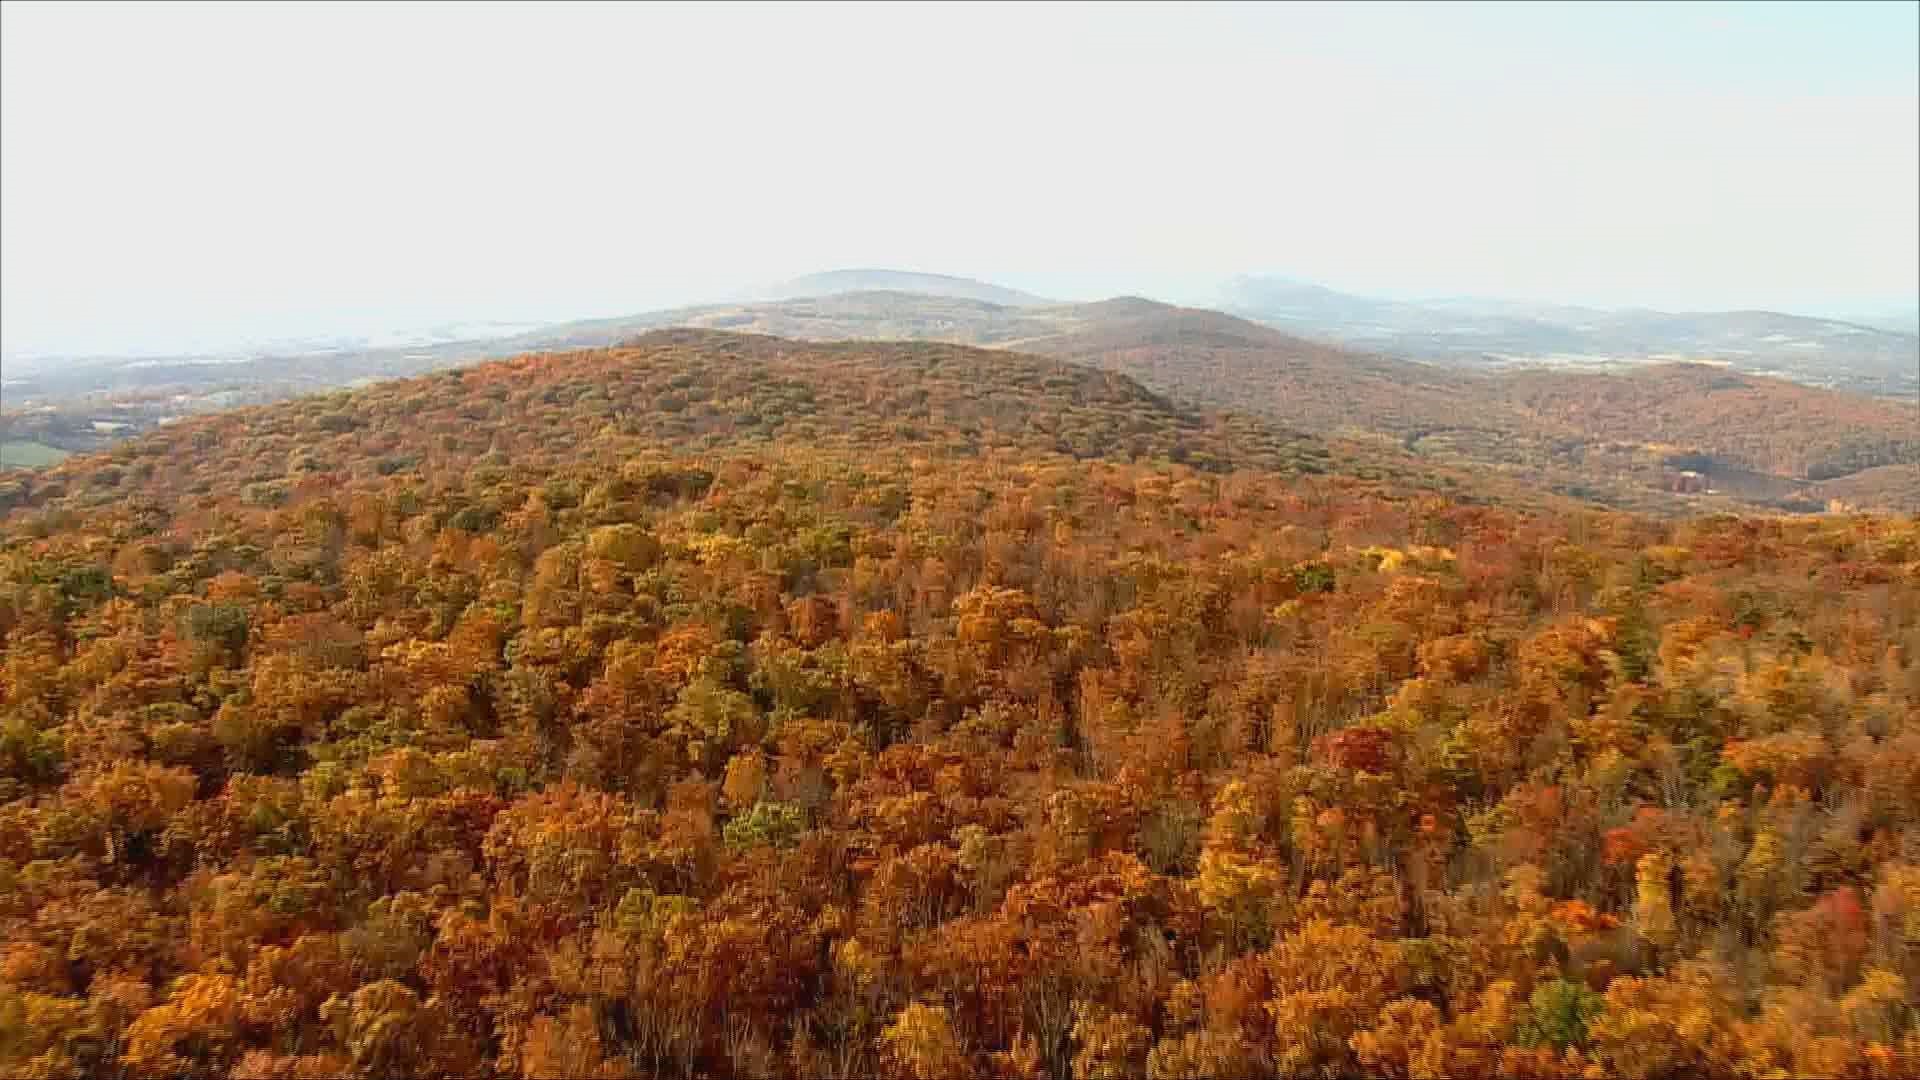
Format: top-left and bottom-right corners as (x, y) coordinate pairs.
(3, 0), (1916, 356)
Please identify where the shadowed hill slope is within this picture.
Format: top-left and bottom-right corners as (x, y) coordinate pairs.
(1003, 299), (1535, 439)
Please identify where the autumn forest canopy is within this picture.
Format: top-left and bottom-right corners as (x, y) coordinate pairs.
(1, 330), (1918, 1079)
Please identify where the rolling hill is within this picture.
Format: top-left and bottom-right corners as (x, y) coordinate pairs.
(0, 331), (1333, 518)
(993, 298), (1522, 438)
(1493, 363), (1920, 483)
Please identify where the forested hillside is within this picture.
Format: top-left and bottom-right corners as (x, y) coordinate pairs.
(2, 334), (1918, 1079)
(557, 295), (1920, 513)
(1495, 364), (1920, 483)
(1002, 302), (1920, 514)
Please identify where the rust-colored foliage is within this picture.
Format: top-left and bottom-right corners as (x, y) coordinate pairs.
(1, 334), (1917, 1078)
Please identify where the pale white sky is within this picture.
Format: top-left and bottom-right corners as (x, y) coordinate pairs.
(3, 0), (1916, 356)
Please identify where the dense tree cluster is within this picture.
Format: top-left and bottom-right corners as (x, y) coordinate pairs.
(2, 335), (1917, 1078)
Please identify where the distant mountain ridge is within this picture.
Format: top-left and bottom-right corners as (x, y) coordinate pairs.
(11, 267), (1908, 396)
(1838, 307), (1920, 336)
(738, 269), (1051, 308)
(1215, 275), (1919, 396)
